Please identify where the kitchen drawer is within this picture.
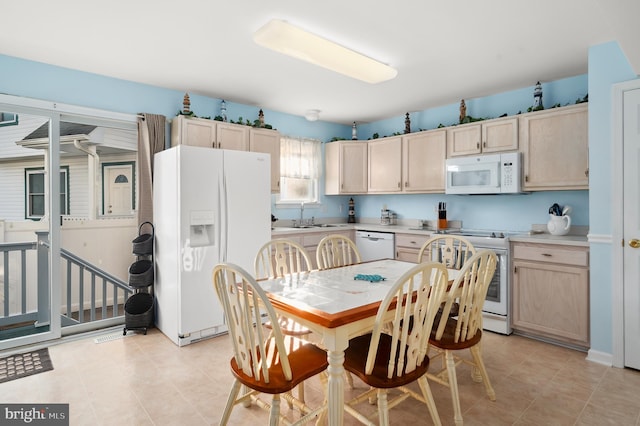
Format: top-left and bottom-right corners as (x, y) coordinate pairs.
(512, 243), (588, 267)
(276, 235), (303, 245)
(302, 230), (351, 246)
(395, 233), (431, 249)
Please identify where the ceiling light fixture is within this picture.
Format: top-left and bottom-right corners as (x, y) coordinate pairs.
(253, 19), (397, 84)
(305, 109), (320, 121)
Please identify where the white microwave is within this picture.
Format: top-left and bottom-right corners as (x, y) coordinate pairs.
(445, 152), (521, 194)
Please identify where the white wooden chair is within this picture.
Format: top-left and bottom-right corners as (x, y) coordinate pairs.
(316, 234), (361, 270)
(417, 235), (476, 269)
(254, 238), (314, 403)
(212, 263), (328, 426)
(341, 262), (449, 426)
(255, 238), (313, 281)
(255, 238), (314, 336)
(427, 249), (498, 426)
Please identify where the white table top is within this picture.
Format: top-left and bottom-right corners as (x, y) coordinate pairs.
(258, 259), (458, 329)
(258, 259), (416, 314)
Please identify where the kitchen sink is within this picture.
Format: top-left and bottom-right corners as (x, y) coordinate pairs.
(294, 224), (340, 228)
(272, 224), (346, 231)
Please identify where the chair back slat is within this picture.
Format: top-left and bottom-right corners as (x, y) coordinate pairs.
(213, 263), (293, 383)
(365, 262), (449, 378)
(254, 238), (312, 279)
(418, 235), (476, 269)
(316, 234), (361, 270)
(433, 250), (497, 343)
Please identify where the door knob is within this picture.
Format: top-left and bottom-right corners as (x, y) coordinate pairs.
(630, 239), (640, 249)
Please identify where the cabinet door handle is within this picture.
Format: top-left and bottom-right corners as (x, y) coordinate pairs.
(525, 175), (529, 183)
(398, 182), (401, 188)
(585, 168), (589, 177)
(405, 181), (409, 187)
(483, 141), (487, 148)
(542, 253), (552, 257)
(477, 142), (480, 149)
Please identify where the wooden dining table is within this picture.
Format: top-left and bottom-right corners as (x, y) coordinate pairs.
(257, 259), (459, 425)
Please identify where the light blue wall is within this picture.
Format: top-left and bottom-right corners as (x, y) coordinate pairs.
(358, 76), (588, 140)
(0, 54), (351, 219)
(2, 53), (590, 230)
(347, 75), (590, 232)
(587, 41), (637, 355)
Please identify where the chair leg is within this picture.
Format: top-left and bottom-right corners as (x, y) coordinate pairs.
(240, 385), (252, 407)
(417, 376), (442, 426)
(220, 379), (242, 425)
(298, 382), (305, 405)
(269, 394), (281, 426)
(345, 371), (355, 389)
(470, 345), (496, 401)
(376, 389), (390, 426)
(445, 350), (463, 426)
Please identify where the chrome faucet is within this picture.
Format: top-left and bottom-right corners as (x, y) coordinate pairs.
(299, 202), (305, 226)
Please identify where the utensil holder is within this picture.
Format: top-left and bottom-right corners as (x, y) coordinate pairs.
(438, 210), (447, 230)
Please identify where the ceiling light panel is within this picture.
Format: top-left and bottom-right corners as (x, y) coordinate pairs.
(253, 19), (397, 84)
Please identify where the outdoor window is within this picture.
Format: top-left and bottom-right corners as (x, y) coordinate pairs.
(25, 167), (69, 219)
(279, 136), (321, 204)
(0, 112), (18, 127)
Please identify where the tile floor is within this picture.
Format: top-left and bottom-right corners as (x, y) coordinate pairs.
(2, 328), (640, 425)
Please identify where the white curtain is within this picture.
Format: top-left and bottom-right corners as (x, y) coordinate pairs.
(280, 137), (321, 179)
(137, 113), (166, 225)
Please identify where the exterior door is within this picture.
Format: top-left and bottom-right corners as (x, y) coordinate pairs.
(623, 88), (640, 369)
(104, 164), (133, 215)
(0, 108), (57, 349)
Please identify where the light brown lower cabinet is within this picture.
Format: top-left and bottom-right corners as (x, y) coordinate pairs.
(511, 242), (589, 349)
(394, 233), (432, 263)
(273, 229), (354, 270)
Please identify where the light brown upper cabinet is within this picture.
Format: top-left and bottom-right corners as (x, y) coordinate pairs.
(250, 128), (281, 193)
(171, 116), (218, 148)
(325, 141), (368, 195)
(217, 122), (250, 150)
(171, 116), (249, 150)
(402, 129), (446, 193)
(519, 104), (588, 191)
(368, 136), (402, 193)
(447, 116), (518, 157)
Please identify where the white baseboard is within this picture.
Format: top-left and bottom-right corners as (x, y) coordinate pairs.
(586, 348), (614, 366)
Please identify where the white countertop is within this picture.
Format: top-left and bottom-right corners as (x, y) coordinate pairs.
(272, 222), (589, 247)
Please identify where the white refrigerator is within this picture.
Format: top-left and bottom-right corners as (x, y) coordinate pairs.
(153, 145), (271, 346)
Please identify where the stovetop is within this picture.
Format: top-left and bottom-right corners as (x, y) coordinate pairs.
(435, 228), (514, 248)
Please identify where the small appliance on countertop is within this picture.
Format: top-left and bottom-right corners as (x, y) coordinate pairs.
(380, 207), (397, 225)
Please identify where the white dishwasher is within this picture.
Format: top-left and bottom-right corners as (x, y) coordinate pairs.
(356, 230), (395, 262)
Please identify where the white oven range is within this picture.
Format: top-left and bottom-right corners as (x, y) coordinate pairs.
(441, 229), (512, 335)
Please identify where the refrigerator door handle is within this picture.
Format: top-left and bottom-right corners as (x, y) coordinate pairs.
(218, 168), (227, 263)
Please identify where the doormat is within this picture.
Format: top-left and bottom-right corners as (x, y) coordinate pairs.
(0, 348), (53, 383)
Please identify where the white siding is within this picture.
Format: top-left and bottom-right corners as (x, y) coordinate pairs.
(103, 128), (137, 151)
(0, 114), (48, 160)
(0, 153), (137, 221)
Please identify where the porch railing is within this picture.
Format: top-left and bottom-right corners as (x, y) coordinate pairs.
(0, 232), (133, 332)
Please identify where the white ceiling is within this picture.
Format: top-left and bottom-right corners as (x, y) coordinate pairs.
(3, 0), (639, 125)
